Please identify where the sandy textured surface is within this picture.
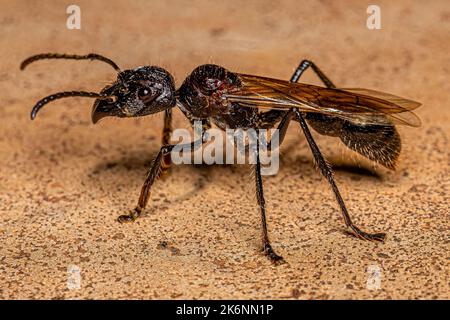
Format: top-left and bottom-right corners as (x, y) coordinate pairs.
(0, 0), (448, 299)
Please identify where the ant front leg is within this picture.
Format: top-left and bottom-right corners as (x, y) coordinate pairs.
(117, 122), (208, 223)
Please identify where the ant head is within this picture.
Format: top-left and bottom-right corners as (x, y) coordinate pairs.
(92, 66), (176, 123)
(21, 53), (176, 123)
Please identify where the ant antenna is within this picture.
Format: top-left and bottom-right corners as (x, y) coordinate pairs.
(20, 53), (121, 72)
(20, 53), (120, 119)
(30, 91), (113, 120)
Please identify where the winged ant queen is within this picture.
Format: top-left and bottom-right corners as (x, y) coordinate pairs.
(21, 53), (421, 264)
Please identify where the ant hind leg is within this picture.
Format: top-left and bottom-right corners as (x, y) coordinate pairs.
(289, 59), (386, 242)
(293, 110), (386, 242)
(290, 59), (336, 88)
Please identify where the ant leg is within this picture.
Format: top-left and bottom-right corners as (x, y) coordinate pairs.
(290, 60), (386, 241)
(160, 109), (172, 175)
(293, 110), (386, 242)
(254, 132), (286, 264)
(267, 60), (334, 150)
(118, 133), (206, 223)
(290, 59), (336, 88)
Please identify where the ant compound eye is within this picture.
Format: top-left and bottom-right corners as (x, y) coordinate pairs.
(138, 87), (152, 98)
(137, 86), (160, 104)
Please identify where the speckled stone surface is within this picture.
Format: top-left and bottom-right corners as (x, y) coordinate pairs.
(0, 0), (448, 299)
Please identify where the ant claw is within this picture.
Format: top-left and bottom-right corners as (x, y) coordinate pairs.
(263, 243), (286, 265)
(117, 215), (134, 223)
(348, 226), (387, 243)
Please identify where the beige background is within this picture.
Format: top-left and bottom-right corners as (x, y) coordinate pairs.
(0, 0), (448, 299)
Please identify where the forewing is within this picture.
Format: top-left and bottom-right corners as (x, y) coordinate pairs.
(224, 74), (421, 127)
(339, 88), (421, 110)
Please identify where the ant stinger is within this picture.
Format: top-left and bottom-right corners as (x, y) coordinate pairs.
(20, 53), (421, 264)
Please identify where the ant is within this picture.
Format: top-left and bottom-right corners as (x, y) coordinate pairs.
(20, 53), (421, 264)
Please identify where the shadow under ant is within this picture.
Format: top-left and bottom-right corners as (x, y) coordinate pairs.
(86, 140), (384, 207)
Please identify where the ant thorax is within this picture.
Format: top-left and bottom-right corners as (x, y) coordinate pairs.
(177, 64), (283, 130)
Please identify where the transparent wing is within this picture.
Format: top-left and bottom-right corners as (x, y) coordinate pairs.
(223, 74), (422, 127)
